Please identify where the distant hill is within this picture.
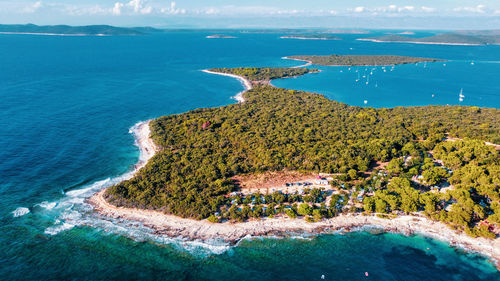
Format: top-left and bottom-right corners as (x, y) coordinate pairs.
(0, 24), (160, 36)
(360, 31), (500, 45)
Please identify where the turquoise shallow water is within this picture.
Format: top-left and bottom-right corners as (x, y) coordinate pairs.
(0, 31), (499, 280)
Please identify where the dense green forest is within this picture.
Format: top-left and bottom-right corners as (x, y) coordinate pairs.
(288, 55), (442, 66)
(365, 33), (500, 45)
(209, 67), (314, 82)
(105, 67), (499, 237)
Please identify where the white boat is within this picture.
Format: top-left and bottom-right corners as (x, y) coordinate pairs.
(364, 100), (368, 104)
(459, 88), (465, 102)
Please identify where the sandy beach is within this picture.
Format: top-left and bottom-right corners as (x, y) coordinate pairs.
(202, 69), (252, 103)
(130, 120), (160, 171)
(283, 56), (313, 68)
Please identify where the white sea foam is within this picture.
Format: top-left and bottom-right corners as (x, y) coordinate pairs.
(39, 121), (153, 235)
(37, 201), (57, 210)
(12, 207), (30, 217)
(44, 222), (75, 235)
(33, 120), (236, 256)
(180, 240), (231, 256)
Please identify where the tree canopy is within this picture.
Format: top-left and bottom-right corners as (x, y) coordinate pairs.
(104, 67), (499, 237)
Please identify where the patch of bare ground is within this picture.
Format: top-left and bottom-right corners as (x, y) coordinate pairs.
(232, 170), (317, 192)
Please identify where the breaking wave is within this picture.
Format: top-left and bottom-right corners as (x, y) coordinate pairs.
(12, 207), (30, 217)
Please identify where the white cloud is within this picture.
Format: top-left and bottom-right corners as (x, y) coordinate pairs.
(350, 5), (424, 14)
(454, 5), (487, 13)
(161, 2), (186, 15)
(112, 2), (124, 15)
(399, 6), (414, 12)
(22, 1), (42, 13)
(109, 0), (152, 15)
(421, 6), (436, 13)
(205, 7), (219, 15)
(353, 6), (365, 13)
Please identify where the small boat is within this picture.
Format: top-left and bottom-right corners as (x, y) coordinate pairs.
(459, 88), (465, 98)
(364, 100), (368, 104)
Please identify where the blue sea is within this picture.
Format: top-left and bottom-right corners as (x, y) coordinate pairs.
(0, 31), (499, 280)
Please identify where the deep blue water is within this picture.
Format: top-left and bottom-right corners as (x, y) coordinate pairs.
(0, 31), (499, 280)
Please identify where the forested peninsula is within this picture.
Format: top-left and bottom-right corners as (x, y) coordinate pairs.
(359, 31), (500, 46)
(102, 66), (500, 241)
(286, 55), (443, 66)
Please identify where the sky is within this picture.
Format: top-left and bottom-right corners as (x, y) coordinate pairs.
(1, 0), (500, 29)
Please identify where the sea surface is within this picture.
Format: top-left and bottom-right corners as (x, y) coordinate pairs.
(0, 31), (499, 280)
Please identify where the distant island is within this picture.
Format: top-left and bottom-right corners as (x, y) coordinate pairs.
(320, 30), (369, 34)
(285, 55), (443, 66)
(359, 30), (500, 45)
(0, 24), (152, 36)
(280, 34), (341, 40)
(206, 34), (237, 39)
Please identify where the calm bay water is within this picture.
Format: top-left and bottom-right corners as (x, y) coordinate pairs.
(0, 31), (499, 280)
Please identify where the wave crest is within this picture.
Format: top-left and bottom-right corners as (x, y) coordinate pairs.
(12, 207), (30, 217)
